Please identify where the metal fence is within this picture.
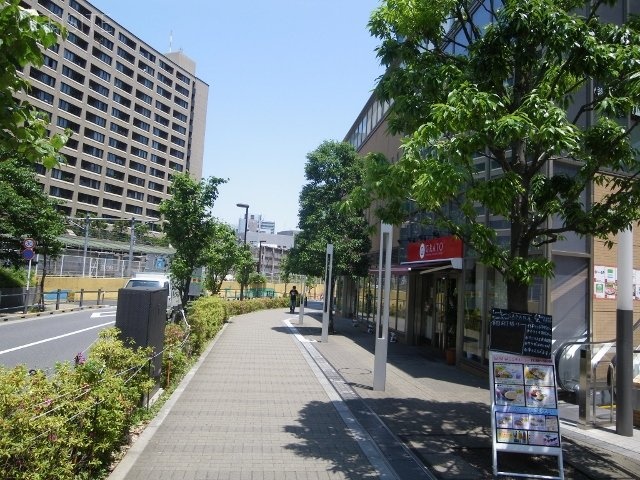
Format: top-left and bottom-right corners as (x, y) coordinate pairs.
(41, 254), (146, 278)
(0, 287), (116, 315)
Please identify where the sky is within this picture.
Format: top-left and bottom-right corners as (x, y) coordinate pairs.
(90, 0), (385, 232)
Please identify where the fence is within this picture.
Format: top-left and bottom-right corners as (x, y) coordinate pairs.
(0, 286), (115, 315)
(42, 253), (146, 278)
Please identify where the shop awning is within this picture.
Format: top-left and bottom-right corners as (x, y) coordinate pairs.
(369, 258), (463, 275)
(368, 265), (412, 274)
(401, 257), (463, 274)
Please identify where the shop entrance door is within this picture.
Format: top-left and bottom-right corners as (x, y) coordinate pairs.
(434, 276), (458, 350)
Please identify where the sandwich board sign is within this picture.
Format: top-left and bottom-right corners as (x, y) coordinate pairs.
(489, 309), (564, 479)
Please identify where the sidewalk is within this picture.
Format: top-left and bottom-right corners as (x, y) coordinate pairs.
(108, 305), (640, 480)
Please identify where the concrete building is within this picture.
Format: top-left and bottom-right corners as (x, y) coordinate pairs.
(19, 0), (208, 222)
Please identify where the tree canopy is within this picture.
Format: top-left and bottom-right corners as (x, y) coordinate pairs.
(159, 172), (226, 306)
(350, 0), (640, 311)
(0, 0), (68, 167)
(288, 141), (371, 280)
(203, 221), (241, 295)
(0, 159), (65, 289)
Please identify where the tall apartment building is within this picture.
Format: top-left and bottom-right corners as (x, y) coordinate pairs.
(19, 0), (209, 222)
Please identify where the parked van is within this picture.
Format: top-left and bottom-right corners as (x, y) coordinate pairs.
(123, 273), (182, 321)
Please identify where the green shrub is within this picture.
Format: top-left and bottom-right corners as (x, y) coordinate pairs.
(224, 296), (288, 317)
(0, 296), (287, 479)
(0, 266), (25, 288)
(161, 323), (191, 388)
(0, 329), (153, 479)
(187, 296), (227, 355)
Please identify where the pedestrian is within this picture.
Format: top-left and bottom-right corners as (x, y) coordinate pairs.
(289, 285), (298, 313)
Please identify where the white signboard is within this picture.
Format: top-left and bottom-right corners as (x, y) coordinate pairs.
(490, 352), (564, 479)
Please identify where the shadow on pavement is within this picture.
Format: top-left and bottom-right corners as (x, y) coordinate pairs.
(284, 395), (635, 479)
(282, 399), (381, 479)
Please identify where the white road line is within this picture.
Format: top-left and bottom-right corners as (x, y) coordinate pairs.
(0, 321), (115, 355)
(90, 310), (117, 318)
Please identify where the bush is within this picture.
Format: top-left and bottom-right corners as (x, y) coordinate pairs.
(161, 323), (191, 388)
(224, 296), (288, 317)
(187, 296), (227, 355)
(0, 266), (25, 288)
(0, 295), (287, 479)
(0, 329), (153, 480)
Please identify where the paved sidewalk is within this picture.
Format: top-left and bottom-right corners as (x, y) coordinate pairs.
(110, 308), (401, 480)
(108, 305), (640, 480)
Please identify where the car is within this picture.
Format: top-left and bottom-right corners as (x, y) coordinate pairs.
(124, 273), (182, 321)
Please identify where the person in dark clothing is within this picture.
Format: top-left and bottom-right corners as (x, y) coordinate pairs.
(289, 286), (298, 313)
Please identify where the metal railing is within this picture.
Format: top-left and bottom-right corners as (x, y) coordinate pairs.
(0, 287), (116, 315)
(555, 320), (640, 427)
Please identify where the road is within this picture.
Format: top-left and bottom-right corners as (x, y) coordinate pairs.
(0, 308), (117, 372)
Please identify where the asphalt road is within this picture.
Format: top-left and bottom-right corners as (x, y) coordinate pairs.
(0, 308), (116, 372)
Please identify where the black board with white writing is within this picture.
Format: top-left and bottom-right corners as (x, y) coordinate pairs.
(489, 308), (552, 359)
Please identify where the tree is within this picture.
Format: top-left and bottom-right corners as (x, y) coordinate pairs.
(0, 0), (68, 167)
(159, 173), (226, 307)
(351, 0), (640, 312)
(0, 159), (65, 297)
(234, 247), (255, 299)
(288, 141), (372, 329)
(203, 221), (241, 295)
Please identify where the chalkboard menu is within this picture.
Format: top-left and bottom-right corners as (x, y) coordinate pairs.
(489, 308), (552, 359)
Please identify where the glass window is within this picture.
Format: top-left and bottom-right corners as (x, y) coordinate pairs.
(117, 45), (136, 64)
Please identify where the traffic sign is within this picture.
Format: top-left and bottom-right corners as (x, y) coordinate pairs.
(22, 249), (35, 261)
(23, 238), (36, 249)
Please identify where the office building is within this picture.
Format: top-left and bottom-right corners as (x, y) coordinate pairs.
(19, 0), (209, 222)
(342, 0), (640, 377)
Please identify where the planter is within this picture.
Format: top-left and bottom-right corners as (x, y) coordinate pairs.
(446, 347), (456, 365)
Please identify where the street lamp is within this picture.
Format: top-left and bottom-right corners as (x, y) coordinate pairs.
(257, 240), (266, 273)
(236, 203), (249, 300)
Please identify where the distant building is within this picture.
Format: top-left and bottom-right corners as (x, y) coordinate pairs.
(237, 214), (276, 235)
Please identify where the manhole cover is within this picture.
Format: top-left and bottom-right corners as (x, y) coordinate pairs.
(338, 367), (372, 375)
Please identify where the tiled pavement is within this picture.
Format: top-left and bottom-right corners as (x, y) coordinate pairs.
(107, 304), (640, 480)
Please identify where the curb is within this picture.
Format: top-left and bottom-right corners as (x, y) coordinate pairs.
(1, 304), (109, 322)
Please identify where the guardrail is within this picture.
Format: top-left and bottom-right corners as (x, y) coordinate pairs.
(0, 288), (117, 316)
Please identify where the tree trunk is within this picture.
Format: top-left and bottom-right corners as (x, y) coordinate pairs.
(507, 278), (529, 313)
(36, 253), (50, 310)
(329, 278), (336, 333)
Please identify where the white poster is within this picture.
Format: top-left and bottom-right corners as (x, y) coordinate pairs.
(490, 352), (564, 479)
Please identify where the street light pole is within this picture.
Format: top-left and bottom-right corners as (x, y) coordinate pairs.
(258, 240), (266, 273)
(236, 203), (249, 300)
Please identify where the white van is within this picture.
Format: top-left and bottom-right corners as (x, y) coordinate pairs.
(124, 273), (182, 321)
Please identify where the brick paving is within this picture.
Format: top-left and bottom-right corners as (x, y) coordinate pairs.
(108, 304), (640, 480)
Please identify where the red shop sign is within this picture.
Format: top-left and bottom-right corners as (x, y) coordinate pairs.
(405, 236), (463, 263)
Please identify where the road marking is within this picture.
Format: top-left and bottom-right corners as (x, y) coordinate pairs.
(90, 310), (117, 318)
(0, 321), (115, 356)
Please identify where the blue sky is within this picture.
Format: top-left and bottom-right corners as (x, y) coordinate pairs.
(90, 0), (385, 232)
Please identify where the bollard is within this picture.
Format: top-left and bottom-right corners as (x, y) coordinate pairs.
(55, 289), (61, 310)
(79, 288), (84, 307)
(97, 288), (102, 305)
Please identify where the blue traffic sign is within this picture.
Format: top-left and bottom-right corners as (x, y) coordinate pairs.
(22, 249), (35, 261)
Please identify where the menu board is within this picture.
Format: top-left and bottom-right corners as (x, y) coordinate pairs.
(489, 308), (552, 359)
(490, 352), (564, 479)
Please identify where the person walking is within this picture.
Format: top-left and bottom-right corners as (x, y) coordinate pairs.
(289, 286), (298, 313)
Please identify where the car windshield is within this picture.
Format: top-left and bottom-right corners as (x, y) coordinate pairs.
(128, 280), (163, 288)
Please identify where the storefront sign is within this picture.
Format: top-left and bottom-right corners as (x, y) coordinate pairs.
(490, 352), (564, 479)
(404, 236), (463, 263)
